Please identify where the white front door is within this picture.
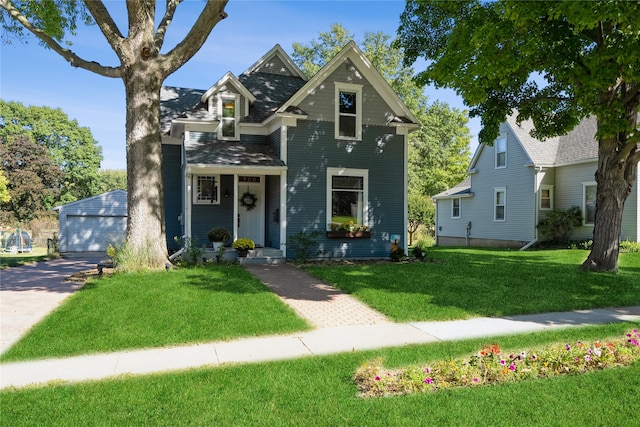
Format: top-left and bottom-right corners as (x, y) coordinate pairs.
(237, 176), (264, 246)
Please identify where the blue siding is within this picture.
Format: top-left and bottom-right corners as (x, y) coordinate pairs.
(286, 121), (405, 258)
(190, 175), (235, 247)
(162, 145), (183, 251)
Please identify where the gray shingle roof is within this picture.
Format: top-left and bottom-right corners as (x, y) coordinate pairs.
(506, 115), (598, 166)
(238, 72), (307, 123)
(432, 176), (472, 199)
(160, 86), (206, 134)
(185, 139), (285, 168)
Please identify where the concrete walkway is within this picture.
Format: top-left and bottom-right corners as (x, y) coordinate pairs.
(1, 258), (639, 390)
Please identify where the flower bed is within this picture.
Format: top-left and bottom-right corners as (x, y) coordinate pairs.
(355, 329), (640, 398)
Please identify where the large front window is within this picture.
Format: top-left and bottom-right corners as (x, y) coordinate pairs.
(327, 167), (368, 229)
(583, 183), (596, 225)
(335, 83), (362, 140)
(194, 175), (220, 204)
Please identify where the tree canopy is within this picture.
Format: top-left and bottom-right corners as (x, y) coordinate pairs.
(397, 0), (640, 272)
(0, 100), (102, 204)
(0, 135), (63, 223)
(1, 0), (229, 269)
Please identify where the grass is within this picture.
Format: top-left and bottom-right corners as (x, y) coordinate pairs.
(304, 248), (640, 322)
(1, 322), (639, 426)
(0, 247), (51, 269)
(0, 265), (310, 362)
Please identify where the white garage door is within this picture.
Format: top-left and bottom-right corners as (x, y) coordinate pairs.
(66, 215), (127, 252)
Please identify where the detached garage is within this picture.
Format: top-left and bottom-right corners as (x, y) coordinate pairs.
(53, 190), (127, 253)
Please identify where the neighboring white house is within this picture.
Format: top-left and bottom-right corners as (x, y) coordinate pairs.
(52, 190), (127, 253)
(433, 116), (640, 248)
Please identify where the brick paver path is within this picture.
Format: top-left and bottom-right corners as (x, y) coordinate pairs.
(244, 264), (390, 328)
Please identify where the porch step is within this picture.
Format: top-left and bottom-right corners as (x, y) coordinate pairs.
(238, 247), (285, 265)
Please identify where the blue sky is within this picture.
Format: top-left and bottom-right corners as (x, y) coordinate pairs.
(1, 0), (479, 170)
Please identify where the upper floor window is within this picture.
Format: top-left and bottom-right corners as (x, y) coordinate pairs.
(193, 175), (220, 205)
(495, 136), (507, 168)
(583, 182), (596, 225)
(219, 94), (239, 140)
(452, 198), (461, 219)
(335, 83), (362, 140)
(494, 187), (506, 221)
(327, 167), (368, 229)
(540, 185), (554, 210)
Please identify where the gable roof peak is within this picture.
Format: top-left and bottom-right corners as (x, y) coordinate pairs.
(242, 44), (308, 80)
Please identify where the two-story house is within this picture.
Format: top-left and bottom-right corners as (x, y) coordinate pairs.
(160, 42), (420, 260)
(433, 115), (640, 248)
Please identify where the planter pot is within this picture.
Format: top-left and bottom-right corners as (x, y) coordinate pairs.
(237, 249), (249, 257)
(326, 231), (371, 239)
(212, 242), (223, 251)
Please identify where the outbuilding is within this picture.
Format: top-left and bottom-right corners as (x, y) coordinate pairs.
(52, 190), (127, 253)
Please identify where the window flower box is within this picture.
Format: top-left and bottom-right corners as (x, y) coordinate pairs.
(326, 230), (371, 239)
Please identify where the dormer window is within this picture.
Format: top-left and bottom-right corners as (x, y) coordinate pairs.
(335, 82), (362, 140)
(495, 135), (507, 168)
(219, 94), (239, 140)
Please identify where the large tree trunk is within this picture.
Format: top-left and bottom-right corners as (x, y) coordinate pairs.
(581, 133), (638, 273)
(123, 63), (168, 269)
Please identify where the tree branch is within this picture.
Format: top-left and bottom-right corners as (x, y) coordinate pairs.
(83, 0), (126, 58)
(155, 0), (181, 51)
(0, 0), (121, 78)
(159, 0), (229, 77)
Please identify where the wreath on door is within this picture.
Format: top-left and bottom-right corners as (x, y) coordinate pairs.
(240, 190), (258, 211)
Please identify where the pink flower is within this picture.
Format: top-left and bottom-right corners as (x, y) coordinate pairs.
(425, 367), (431, 374)
(473, 378), (479, 383)
(375, 376), (380, 381)
(509, 364), (516, 371)
(500, 359), (506, 366)
(424, 378), (433, 384)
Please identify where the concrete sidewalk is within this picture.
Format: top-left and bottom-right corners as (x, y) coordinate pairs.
(1, 258), (639, 390)
(2, 306), (638, 389)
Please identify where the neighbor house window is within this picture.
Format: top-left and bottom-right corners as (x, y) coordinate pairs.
(335, 83), (362, 140)
(583, 182), (597, 225)
(495, 135), (507, 168)
(326, 167), (368, 229)
(494, 187), (506, 221)
(219, 94), (239, 139)
(193, 175), (220, 204)
(452, 198), (461, 219)
(540, 185), (554, 210)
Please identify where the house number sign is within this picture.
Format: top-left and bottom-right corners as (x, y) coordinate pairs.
(239, 176), (260, 183)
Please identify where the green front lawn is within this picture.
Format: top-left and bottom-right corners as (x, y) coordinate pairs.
(0, 265), (310, 362)
(0, 247), (51, 269)
(304, 248), (640, 321)
(2, 323), (639, 426)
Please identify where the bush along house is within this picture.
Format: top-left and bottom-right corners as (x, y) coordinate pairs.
(161, 41), (420, 261)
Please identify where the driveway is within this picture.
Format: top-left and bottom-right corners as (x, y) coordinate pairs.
(0, 255), (102, 355)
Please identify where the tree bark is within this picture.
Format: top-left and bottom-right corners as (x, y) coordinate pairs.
(123, 62), (168, 268)
(581, 135), (638, 273)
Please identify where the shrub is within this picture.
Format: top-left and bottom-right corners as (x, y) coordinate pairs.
(390, 241), (405, 261)
(207, 228), (231, 243)
(537, 206), (583, 243)
(287, 229), (322, 263)
(620, 239), (640, 253)
(412, 240), (430, 261)
(232, 238), (255, 251)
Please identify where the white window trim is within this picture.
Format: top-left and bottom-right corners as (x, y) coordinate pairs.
(451, 198), (461, 219)
(582, 181), (597, 226)
(334, 82), (363, 141)
(218, 93), (240, 141)
(494, 187), (506, 222)
(540, 185), (554, 210)
(326, 167), (369, 230)
(193, 175), (221, 205)
(495, 135), (507, 169)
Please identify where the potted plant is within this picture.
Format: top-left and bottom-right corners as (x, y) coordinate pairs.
(232, 238), (255, 257)
(208, 228), (231, 250)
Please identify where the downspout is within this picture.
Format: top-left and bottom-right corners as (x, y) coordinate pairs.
(520, 166), (542, 251)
